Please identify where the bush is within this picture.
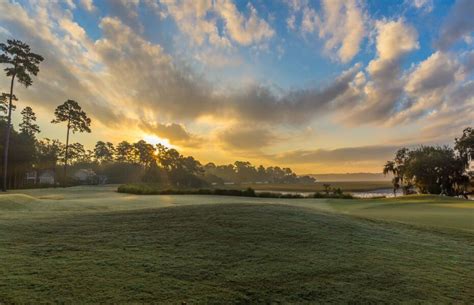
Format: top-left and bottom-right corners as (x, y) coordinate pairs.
(313, 192), (353, 199)
(118, 184), (354, 199)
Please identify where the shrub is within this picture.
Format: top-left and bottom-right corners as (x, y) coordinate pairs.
(118, 184), (353, 199)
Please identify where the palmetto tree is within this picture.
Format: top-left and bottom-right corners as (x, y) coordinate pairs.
(383, 161), (400, 196)
(51, 100), (91, 186)
(383, 148), (410, 195)
(0, 39), (43, 191)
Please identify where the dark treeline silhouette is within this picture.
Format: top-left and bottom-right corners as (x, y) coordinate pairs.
(384, 127), (474, 198)
(1, 39), (43, 191)
(203, 161), (315, 185)
(0, 107), (314, 189)
(45, 140), (315, 187)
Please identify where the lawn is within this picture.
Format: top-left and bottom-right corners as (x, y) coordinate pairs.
(0, 186), (473, 303)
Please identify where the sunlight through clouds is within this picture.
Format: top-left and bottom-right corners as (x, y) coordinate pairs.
(0, 0), (472, 173)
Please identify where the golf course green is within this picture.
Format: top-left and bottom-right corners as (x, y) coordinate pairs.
(0, 186), (473, 303)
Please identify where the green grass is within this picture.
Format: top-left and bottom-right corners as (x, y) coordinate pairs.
(0, 186), (473, 303)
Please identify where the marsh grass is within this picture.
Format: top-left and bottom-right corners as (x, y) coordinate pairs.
(117, 183), (354, 199)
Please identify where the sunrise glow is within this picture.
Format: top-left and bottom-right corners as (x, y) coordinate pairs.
(143, 135), (173, 148)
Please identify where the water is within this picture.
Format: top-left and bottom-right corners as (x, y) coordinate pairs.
(349, 188), (402, 198)
(256, 188), (473, 200)
(254, 189), (400, 198)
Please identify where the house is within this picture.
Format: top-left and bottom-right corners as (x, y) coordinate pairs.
(39, 170), (55, 185)
(25, 171), (37, 184)
(73, 169), (97, 184)
(25, 169), (56, 185)
(97, 175), (108, 185)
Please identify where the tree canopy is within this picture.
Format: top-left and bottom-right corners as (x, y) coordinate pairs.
(0, 39), (44, 88)
(384, 128), (473, 197)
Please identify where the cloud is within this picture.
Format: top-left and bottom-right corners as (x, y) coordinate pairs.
(105, 0), (142, 32)
(1, 0), (471, 162)
(344, 19), (419, 124)
(161, 0), (274, 48)
(436, 0), (474, 50)
(389, 51), (468, 125)
(316, 0), (366, 63)
(160, 0), (231, 48)
(271, 145), (399, 164)
(0, 0), (363, 152)
(464, 50), (474, 73)
(373, 19), (419, 61)
(409, 0), (434, 13)
(405, 51), (462, 96)
(93, 14), (361, 125)
(295, 0), (366, 63)
(140, 121), (203, 147)
(94, 16), (218, 121)
(218, 126), (278, 150)
(227, 63), (361, 124)
(417, 86), (474, 142)
(214, 0), (275, 46)
(0, 1), (130, 134)
(80, 0), (96, 11)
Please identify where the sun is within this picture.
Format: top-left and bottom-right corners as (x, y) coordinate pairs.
(143, 134), (173, 148)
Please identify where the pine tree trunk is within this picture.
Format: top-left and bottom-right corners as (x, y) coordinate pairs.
(2, 73), (16, 192)
(63, 121), (70, 187)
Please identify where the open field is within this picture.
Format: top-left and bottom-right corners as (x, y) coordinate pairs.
(0, 186), (473, 303)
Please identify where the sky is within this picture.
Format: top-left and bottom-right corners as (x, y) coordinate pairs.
(0, 0), (473, 174)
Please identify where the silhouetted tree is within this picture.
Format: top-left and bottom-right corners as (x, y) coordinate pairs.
(19, 106), (40, 137)
(133, 140), (155, 166)
(455, 127), (474, 168)
(383, 130), (473, 197)
(51, 100), (91, 185)
(116, 141), (136, 163)
(323, 183), (331, 195)
(383, 148), (411, 195)
(383, 161), (400, 196)
(94, 141), (115, 163)
(0, 93), (16, 120)
(36, 138), (62, 168)
(0, 39), (43, 191)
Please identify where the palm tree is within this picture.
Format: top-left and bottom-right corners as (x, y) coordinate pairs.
(383, 161), (399, 196)
(0, 40), (43, 191)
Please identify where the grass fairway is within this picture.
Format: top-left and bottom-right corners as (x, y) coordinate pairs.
(0, 186), (473, 303)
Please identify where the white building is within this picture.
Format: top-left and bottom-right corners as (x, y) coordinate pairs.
(73, 169), (97, 184)
(25, 170), (56, 185)
(39, 170), (56, 185)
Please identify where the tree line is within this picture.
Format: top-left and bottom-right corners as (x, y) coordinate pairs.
(2, 39), (472, 194)
(383, 127), (473, 198)
(0, 39), (313, 189)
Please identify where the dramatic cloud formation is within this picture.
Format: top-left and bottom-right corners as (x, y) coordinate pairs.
(0, 0), (472, 173)
(344, 18), (419, 124)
